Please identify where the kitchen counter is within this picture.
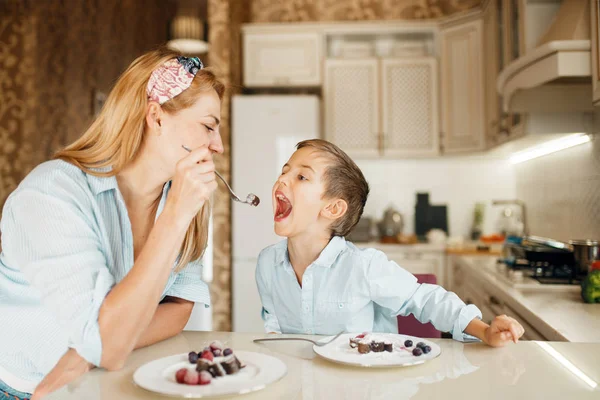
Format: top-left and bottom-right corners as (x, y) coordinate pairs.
(453, 256), (600, 343)
(46, 331), (599, 399)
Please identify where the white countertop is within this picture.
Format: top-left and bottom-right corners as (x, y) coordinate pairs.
(454, 256), (600, 343)
(45, 331), (600, 399)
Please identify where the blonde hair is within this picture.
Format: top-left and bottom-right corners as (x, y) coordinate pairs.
(296, 139), (369, 237)
(55, 47), (225, 272)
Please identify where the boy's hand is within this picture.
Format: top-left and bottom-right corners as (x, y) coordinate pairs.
(484, 315), (525, 347)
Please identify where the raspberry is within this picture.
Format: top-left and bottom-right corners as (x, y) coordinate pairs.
(200, 350), (214, 362)
(175, 368), (187, 384)
(184, 370), (199, 385)
(198, 371), (212, 385)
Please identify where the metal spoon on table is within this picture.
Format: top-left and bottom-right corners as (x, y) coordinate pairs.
(182, 145), (260, 207)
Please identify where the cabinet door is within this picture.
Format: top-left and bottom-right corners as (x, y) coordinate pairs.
(591, 0), (600, 105)
(381, 58), (440, 157)
(324, 59), (380, 157)
(482, 0), (502, 148)
(243, 32), (322, 87)
(441, 20), (485, 153)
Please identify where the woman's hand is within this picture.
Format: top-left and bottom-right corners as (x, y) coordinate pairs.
(165, 145), (217, 224)
(484, 315), (525, 347)
(31, 348), (93, 400)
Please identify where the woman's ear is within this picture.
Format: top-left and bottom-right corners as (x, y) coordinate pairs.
(321, 199), (348, 221)
(145, 102), (162, 134)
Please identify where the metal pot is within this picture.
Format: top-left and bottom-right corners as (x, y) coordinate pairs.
(568, 240), (600, 276)
(378, 206), (404, 238)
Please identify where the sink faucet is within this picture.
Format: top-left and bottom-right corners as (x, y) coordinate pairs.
(492, 199), (528, 236)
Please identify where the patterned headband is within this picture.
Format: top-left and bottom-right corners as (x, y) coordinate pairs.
(146, 56), (204, 105)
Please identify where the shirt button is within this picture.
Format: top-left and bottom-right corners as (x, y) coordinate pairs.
(338, 303), (344, 309)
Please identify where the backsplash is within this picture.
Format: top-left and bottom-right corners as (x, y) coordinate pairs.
(357, 156), (516, 238)
(515, 136), (600, 242)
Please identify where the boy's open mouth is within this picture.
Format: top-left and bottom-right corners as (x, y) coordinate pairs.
(275, 192), (292, 221)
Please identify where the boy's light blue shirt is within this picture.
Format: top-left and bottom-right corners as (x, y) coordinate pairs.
(0, 160), (210, 390)
(256, 236), (481, 341)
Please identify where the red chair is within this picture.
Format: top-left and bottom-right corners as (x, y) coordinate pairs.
(397, 274), (442, 338)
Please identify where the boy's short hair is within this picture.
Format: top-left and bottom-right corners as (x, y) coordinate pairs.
(296, 139), (369, 237)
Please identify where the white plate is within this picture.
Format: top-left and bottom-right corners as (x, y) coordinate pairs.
(313, 333), (441, 368)
(133, 350), (287, 398)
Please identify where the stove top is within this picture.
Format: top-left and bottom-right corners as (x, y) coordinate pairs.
(486, 260), (581, 291)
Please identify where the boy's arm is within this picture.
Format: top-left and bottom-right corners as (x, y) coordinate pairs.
(366, 250), (481, 342)
(255, 254), (282, 334)
(367, 251), (524, 345)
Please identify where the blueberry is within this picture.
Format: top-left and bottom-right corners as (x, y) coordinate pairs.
(412, 348), (423, 356)
(404, 340), (413, 348)
(416, 342), (426, 349)
(422, 345), (432, 354)
(188, 351), (199, 364)
(223, 348), (233, 356)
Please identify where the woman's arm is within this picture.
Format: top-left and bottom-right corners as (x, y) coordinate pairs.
(31, 297), (194, 400)
(134, 297), (194, 350)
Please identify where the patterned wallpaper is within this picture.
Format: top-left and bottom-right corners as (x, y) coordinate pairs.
(0, 0), (175, 205)
(207, 0), (245, 332)
(249, 0), (482, 22)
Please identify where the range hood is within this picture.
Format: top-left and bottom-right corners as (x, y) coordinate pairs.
(497, 0), (593, 114)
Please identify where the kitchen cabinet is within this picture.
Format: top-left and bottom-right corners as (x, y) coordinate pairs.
(449, 256), (548, 341)
(592, 0), (600, 105)
(325, 57), (439, 158)
(243, 32), (322, 87)
(324, 59), (380, 158)
(440, 19), (485, 153)
(377, 247), (446, 287)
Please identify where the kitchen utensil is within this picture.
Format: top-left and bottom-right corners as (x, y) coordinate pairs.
(378, 206), (404, 238)
(569, 240), (600, 276)
(253, 331), (344, 347)
(182, 145), (259, 206)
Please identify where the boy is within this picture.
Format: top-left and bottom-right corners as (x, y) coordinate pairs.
(256, 139), (524, 346)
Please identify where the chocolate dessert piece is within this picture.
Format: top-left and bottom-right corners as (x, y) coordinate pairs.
(370, 341), (385, 352)
(208, 362), (226, 378)
(349, 337), (360, 348)
(196, 359), (210, 372)
(357, 342), (371, 354)
(234, 355), (245, 369)
(384, 341), (393, 352)
(221, 355), (240, 374)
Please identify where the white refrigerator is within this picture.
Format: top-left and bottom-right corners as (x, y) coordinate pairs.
(231, 95), (320, 332)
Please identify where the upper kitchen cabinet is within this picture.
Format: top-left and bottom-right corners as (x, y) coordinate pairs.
(324, 59), (380, 158)
(591, 0), (600, 105)
(242, 28), (322, 87)
(323, 27), (439, 158)
(325, 56), (440, 158)
(381, 58), (439, 157)
(440, 19), (485, 153)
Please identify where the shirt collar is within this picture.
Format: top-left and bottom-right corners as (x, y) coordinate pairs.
(85, 166), (118, 195)
(275, 236), (347, 268)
